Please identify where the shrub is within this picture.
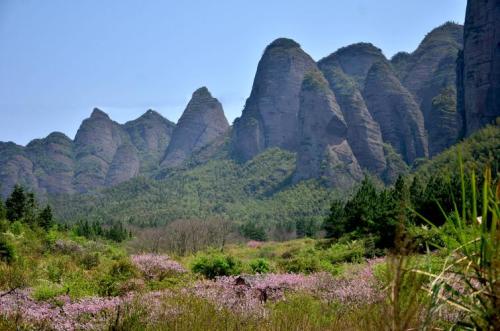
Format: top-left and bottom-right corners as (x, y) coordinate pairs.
(0, 235), (16, 263)
(326, 241), (366, 264)
(130, 254), (185, 280)
(10, 221), (23, 235)
(79, 252), (100, 270)
(191, 252), (241, 279)
(279, 248), (331, 274)
(33, 280), (66, 301)
(249, 258), (271, 274)
(98, 258), (138, 296)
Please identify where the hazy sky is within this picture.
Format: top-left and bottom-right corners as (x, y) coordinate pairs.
(0, 0), (467, 145)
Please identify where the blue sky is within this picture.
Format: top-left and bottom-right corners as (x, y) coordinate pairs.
(0, 0), (467, 145)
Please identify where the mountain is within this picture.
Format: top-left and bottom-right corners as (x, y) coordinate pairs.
(458, 0), (500, 135)
(50, 124), (500, 236)
(3, 20), (495, 201)
(392, 22), (463, 156)
(231, 38), (318, 161)
(161, 87), (229, 168)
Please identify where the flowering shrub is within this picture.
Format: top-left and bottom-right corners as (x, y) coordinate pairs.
(192, 259), (383, 315)
(131, 254), (185, 280)
(0, 289), (124, 331)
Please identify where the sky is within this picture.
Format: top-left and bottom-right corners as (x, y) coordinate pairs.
(0, 0), (467, 145)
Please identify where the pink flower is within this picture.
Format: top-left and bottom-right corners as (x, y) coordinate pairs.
(131, 253), (186, 280)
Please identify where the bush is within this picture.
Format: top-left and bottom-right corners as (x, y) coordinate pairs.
(33, 280), (66, 301)
(10, 221), (23, 235)
(191, 252), (241, 279)
(249, 258), (271, 274)
(0, 236), (16, 263)
(326, 240), (366, 264)
(279, 248), (332, 274)
(79, 252), (100, 270)
(98, 258), (138, 296)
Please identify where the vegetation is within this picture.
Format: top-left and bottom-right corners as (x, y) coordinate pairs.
(0, 125), (499, 329)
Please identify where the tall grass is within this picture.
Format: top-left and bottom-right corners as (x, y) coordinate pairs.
(415, 164), (500, 330)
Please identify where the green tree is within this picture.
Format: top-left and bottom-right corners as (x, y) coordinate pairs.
(241, 222), (267, 241)
(5, 185), (27, 222)
(323, 200), (346, 238)
(38, 205), (54, 230)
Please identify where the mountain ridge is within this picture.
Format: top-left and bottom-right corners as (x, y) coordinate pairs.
(4, 20), (496, 200)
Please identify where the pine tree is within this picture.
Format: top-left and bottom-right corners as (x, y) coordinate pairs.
(323, 200), (346, 238)
(38, 205), (54, 230)
(5, 185), (27, 222)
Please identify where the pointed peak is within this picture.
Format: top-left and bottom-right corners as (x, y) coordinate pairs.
(192, 86), (213, 99)
(141, 109), (162, 118)
(90, 108), (110, 119)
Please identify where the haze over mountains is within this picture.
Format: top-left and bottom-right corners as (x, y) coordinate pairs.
(1, 0), (499, 200)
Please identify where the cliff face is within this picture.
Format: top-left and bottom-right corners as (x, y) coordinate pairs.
(459, 0), (500, 135)
(232, 38), (318, 161)
(161, 87), (229, 168)
(392, 23), (464, 155)
(0, 142), (39, 197)
(318, 56), (387, 175)
(363, 62), (429, 164)
(293, 70), (362, 187)
(26, 132), (75, 195)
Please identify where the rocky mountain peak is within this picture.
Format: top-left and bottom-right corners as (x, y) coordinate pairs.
(231, 38), (317, 161)
(160, 87), (229, 168)
(192, 86), (212, 98)
(328, 42), (387, 87)
(90, 108), (110, 120)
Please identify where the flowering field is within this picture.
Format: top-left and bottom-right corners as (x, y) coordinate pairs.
(0, 210), (492, 330)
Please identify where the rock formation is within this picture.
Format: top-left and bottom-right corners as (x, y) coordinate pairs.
(124, 109), (175, 172)
(318, 55), (387, 175)
(161, 87), (229, 168)
(232, 38), (318, 161)
(26, 132), (75, 194)
(73, 108), (132, 192)
(0, 108), (178, 197)
(328, 43), (387, 88)
(459, 0), (500, 135)
(363, 62), (428, 164)
(392, 22), (464, 155)
(293, 70), (362, 187)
